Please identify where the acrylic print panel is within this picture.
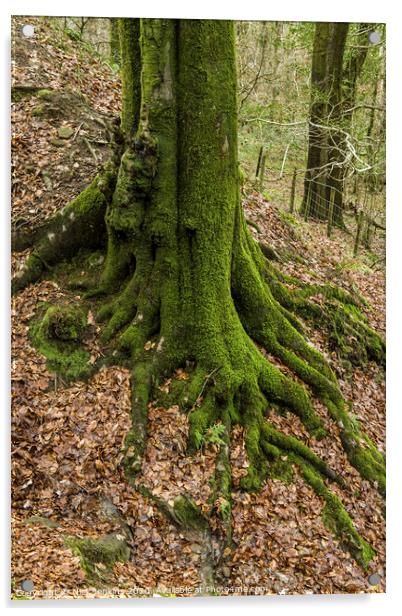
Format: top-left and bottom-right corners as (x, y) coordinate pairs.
(11, 16), (386, 599)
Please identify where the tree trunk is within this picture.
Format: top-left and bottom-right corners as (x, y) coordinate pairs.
(301, 22), (349, 226)
(12, 18), (385, 569)
(338, 24), (369, 204)
(301, 23), (330, 220)
(109, 18), (120, 65)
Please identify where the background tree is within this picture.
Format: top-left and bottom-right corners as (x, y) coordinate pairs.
(301, 22), (349, 225)
(109, 18), (120, 66)
(12, 18), (385, 568)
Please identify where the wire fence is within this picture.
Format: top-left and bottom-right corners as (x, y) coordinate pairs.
(252, 145), (385, 258)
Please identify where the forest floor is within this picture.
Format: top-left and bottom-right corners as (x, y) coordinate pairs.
(11, 17), (386, 599)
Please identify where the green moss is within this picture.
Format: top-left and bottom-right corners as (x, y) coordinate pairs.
(240, 465), (263, 492)
(65, 533), (130, 583)
(118, 19), (141, 136)
(269, 458), (294, 484)
(299, 461), (375, 569)
(287, 282), (383, 368)
(29, 303), (92, 381)
(36, 89), (54, 100)
(31, 105), (45, 117)
(171, 495), (209, 531)
(41, 304), (86, 341)
(262, 423), (340, 484)
(12, 86), (45, 102)
(123, 428), (144, 478)
(12, 177), (112, 295)
(188, 393), (217, 452)
(259, 361), (326, 437)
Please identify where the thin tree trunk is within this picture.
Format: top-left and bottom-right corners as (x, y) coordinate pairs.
(109, 18), (120, 65)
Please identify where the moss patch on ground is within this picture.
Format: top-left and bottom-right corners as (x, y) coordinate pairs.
(29, 302), (92, 381)
(65, 533), (130, 583)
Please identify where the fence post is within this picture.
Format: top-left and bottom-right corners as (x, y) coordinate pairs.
(289, 168), (297, 213)
(256, 146), (264, 179)
(353, 210), (364, 257)
(364, 219), (372, 249)
(304, 180), (312, 222)
(364, 193), (374, 248)
(327, 187), (335, 238)
(259, 151), (267, 190)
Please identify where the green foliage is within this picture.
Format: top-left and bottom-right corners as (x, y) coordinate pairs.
(65, 27), (82, 42)
(278, 210), (300, 228)
(172, 495), (209, 531)
(205, 423), (226, 446)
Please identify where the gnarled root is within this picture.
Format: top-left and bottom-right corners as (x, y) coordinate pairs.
(11, 174), (116, 294)
(12, 169), (385, 570)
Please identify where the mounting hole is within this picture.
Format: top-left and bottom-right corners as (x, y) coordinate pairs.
(368, 573), (381, 586)
(20, 579), (34, 592)
(368, 31), (381, 45)
(21, 24), (35, 38)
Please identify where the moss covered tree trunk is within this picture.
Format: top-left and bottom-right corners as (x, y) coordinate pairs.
(339, 23), (369, 198)
(109, 18), (120, 66)
(13, 18), (385, 571)
(301, 22), (349, 226)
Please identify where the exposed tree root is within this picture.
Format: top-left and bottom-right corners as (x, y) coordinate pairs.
(12, 90), (386, 574)
(138, 485), (216, 595)
(14, 191), (385, 571)
(11, 175), (113, 295)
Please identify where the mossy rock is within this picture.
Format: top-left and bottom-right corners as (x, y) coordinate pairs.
(65, 533), (130, 583)
(57, 126), (75, 139)
(31, 105), (45, 117)
(29, 303), (92, 381)
(50, 137), (66, 148)
(36, 89), (54, 100)
(42, 304), (85, 341)
(26, 515), (60, 529)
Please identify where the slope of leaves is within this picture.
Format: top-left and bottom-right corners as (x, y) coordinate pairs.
(12, 16), (121, 228)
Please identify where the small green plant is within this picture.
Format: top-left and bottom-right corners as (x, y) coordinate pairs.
(204, 423), (226, 446)
(218, 497), (231, 520)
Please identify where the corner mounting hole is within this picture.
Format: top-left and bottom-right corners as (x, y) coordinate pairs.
(368, 31), (381, 45)
(21, 579), (34, 591)
(368, 573), (381, 586)
(21, 24), (35, 38)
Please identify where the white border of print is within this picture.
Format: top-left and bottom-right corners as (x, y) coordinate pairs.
(1, 1), (400, 615)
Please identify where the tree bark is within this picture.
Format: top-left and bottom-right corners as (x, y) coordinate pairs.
(337, 25), (369, 203)
(109, 18), (120, 65)
(301, 22), (349, 226)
